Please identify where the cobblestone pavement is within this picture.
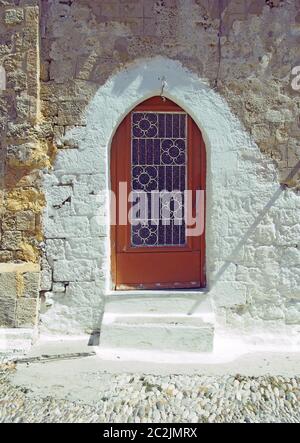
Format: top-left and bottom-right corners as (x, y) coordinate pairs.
(1, 360), (300, 423)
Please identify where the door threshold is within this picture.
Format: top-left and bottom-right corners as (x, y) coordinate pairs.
(106, 288), (209, 297)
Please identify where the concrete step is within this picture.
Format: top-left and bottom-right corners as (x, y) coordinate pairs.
(100, 291), (214, 353)
(104, 290), (212, 316)
(0, 328), (37, 356)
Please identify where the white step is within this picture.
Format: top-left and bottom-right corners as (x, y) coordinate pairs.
(0, 328), (37, 356)
(100, 291), (215, 353)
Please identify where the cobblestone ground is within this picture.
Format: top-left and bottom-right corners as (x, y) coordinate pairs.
(0, 361), (300, 423)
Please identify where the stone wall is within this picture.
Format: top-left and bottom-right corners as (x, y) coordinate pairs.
(39, 0), (300, 186)
(0, 0), (300, 337)
(0, 263), (40, 327)
(39, 0), (300, 335)
(0, 0), (50, 328)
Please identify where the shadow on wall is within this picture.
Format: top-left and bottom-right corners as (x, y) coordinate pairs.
(189, 159), (300, 315)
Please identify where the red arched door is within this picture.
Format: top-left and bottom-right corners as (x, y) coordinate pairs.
(111, 97), (206, 290)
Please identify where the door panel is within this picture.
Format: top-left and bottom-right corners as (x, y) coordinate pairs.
(111, 97), (206, 290)
(116, 252), (201, 290)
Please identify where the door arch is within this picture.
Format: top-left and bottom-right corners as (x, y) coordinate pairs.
(111, 96), (206, 290)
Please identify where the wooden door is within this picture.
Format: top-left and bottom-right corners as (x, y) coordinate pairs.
(111, 97), (206, 290)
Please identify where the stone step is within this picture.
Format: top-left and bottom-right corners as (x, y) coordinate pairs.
(100, 291), (214, 353)
(0, 328), (37, 356)
(105, 290), (212, 315)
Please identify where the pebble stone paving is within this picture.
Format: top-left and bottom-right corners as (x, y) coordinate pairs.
(1, 355), (300, 423)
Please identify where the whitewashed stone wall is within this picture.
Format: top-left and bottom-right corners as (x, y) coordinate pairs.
(41, 57), (300, 338)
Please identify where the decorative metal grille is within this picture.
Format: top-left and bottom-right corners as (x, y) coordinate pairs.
(131, 112), (187, 247)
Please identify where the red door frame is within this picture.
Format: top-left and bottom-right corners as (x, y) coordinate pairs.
(110, 97), (206, 290)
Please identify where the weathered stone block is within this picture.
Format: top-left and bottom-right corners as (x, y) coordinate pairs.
(15, 298), (39, 328)
(66, 281), (105, 308)
(40, 305), (96, 334)
(53, 260), (94, 282)
(45, 239), (65, 261)
(90, 216), (107, 237)
(44, 216), (90, 239)
(66, 237), (105, 260)
(72, 195), (104, 217)
(41, 100), (58, 118)
(0, 296), (16, 327)
(6, 189), (45, 213)
(7, 141), (50, 168)
(16, 211), (36, 231)
(2, 216), (16, 231)
(54, 148), (104, 174)
(0, 251), (14, 263)
(1, 231), (22, 250)
(46, 185), (73, 209)
(0, 272), (18, 299)
(56, 101), (87, 126)
(40, 267), (52, 292)
(16, 242), (39, 263)
(100, 316), (214, 353)
(23, 272), (40, 298)
(0, 264), (40, 327)
(4, 9), (24, 25)
(213, 282), (247, 308)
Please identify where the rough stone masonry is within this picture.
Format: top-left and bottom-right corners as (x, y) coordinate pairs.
(0, 0), (300, 339)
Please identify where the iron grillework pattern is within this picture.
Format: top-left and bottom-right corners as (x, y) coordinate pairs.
(131, 112), (187, 247)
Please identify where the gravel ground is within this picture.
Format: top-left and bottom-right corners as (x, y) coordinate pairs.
(1, 360), (300, 423)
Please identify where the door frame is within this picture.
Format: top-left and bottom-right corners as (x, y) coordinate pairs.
(110, 96), (206, 290)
